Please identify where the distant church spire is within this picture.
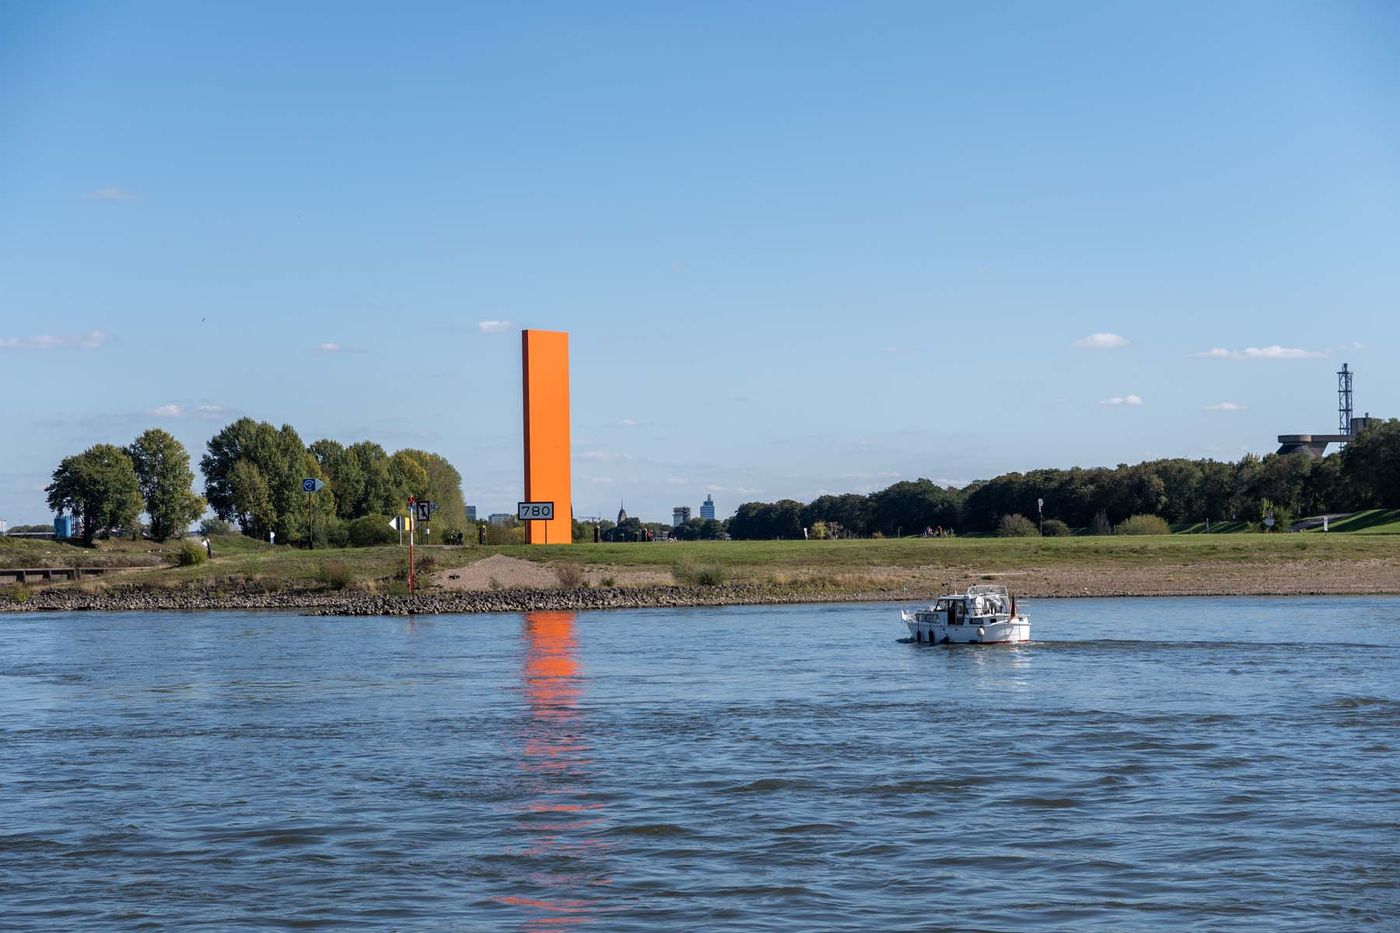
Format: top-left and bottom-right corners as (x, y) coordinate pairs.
(617, 500), (628, 524)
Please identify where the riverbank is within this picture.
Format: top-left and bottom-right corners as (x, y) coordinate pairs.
(4, 532), (1399, 613)
(5, 554), (1400, 614)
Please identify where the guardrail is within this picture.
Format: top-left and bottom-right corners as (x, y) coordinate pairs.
(0, 567), (120, 585)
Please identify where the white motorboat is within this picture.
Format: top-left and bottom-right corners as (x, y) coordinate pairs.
(901, 584), (1030, 644)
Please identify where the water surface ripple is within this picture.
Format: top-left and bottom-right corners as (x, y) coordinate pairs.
(1, 597), (1397, 930)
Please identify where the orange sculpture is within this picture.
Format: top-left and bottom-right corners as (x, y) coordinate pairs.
(522, 329), (572, 545)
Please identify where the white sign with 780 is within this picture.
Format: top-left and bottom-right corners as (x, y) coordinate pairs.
(517, 501), (555, 521)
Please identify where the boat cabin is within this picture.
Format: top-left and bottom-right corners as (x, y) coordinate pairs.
(922, 585), (1013, 624)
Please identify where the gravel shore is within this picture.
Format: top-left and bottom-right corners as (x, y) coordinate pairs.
(4, 556), (1399, 616)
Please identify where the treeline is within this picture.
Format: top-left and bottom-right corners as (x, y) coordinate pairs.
(44, 418), (468, 546)
(46, 430), (205, 543)
(727, 419), (1400, 538)
(201, 418), (467, 546)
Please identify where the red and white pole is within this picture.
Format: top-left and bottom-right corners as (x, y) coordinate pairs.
(408, 496), (416, 595)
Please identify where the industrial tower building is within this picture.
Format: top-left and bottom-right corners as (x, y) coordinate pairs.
(1277, 363), (1378, 457)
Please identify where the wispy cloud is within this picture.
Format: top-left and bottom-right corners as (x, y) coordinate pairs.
(0, 329), (109, 350)
(577, 450), (633, 462)
(617, 418), (639, 428)
(85, 187), (140, 201)
(150, 403), (231, 420)
(477, 320), (512, 333)
(1074, 332), (1129, 350)
(310, 342), (363, 354)
(1099, 394), (1144, 407)
(1205, 402), (1247, 412)
(1195, 345), (1325, 360)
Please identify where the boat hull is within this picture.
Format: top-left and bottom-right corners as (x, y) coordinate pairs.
(903, 614), (1030, 645)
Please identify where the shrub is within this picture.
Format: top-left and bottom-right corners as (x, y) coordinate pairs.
(996, 514), (1040, 537)
(600, 576), (616, 588)
(323, 517), (350, 548)
(1115, 514), (1171, 536)
(394, 553), (436, 580)
(174, 541), (207, 566)
(1040, 518), (1071, 537)
(199, 518), (233, 536)
(1090, 510), (1112, 536)
(348, 514), (397, 547)
(554, 563), (587, 588)
(1, 585), (32, 604)
(674, 562), (726, 586)
(316, 560), (355, 590)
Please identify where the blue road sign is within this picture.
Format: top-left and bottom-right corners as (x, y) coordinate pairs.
(302, 478), (325, 493)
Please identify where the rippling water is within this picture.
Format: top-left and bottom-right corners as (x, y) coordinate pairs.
(2, 597), (1397, 930)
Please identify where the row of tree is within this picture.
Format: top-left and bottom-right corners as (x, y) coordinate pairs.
(45, 419), (468, 545)
(200, 418), (468, 545)
(725, 419), (1400, 538)
(46, 430), (204, 542)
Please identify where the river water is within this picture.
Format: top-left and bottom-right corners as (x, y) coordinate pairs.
(1, 597), (1397, 930)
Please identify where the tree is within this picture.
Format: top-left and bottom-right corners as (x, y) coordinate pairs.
(229, 459), (275, 537)
(1341, 419), (1400, 507)
(310, 439), (367, 520)
(996, 514), (1039, 537)
(201, 419), (318, 540)
(396, 448), (467, 535)
(128, 429), (205, 541)
(46, 444), (143, 543)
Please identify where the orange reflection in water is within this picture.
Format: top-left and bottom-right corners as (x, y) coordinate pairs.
(499, 611), (610, 931)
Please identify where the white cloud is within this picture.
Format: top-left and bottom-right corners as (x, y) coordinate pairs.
(149, 403), (230, 420)
(1074, 332), (1129, 350)
(618, 418), (638, 428)
(577, 450), (632, 462)
(1099, 394), (1144, 407)
(1205, 402), (1247, 412)
(85, 187), (139, 201)
(1195, 345), (1325, 360)
(0, 329), (109, 350)
(477, 320), (512, 333)
(313, 342), (342, 353)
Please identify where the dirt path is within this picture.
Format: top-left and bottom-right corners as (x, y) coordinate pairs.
(431, 554), (672, 591)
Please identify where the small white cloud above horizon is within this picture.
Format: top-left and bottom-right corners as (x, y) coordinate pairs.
(1195, 345), (1325, 360)
(617, 418), (638, 428)
(85, 187), (140, 201)
(1205, 402), (1247, 412)
(477, 320), (512, 333)
(313, 342), (343, 353)
(150, 403), (230, 420)
(1074, 332), (1129, 350)
(1100, 394), (1144, 407)
(0, 330), (109, 350)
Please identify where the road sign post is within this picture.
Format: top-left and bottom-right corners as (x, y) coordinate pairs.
(302, 478), (325, 549)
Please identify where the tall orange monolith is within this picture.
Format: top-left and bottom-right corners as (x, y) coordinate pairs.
(522, 329), (572, 545)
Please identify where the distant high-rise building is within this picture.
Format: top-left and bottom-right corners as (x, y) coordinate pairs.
(488, 513), (513, 526)
(466, 506), (477, 522)
(700, 495), (716, 521)
(672, 506), (691, 527)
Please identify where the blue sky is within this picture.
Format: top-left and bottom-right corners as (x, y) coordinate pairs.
(2, 1), (1398, 525)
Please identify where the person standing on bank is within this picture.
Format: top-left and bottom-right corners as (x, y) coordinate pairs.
(202, 537), (213, 558)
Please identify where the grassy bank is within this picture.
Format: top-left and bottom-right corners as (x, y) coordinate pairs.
(4, 531), (1399, 600)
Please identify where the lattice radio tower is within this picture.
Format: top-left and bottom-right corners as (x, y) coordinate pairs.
(1338, 363), (1353, 435)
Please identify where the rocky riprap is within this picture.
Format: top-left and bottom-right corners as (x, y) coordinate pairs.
(0, 583), (916, 615)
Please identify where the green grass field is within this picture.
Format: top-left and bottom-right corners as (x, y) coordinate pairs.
(1312, 509), (1400, 534)
(4, 528), (1397, 594)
